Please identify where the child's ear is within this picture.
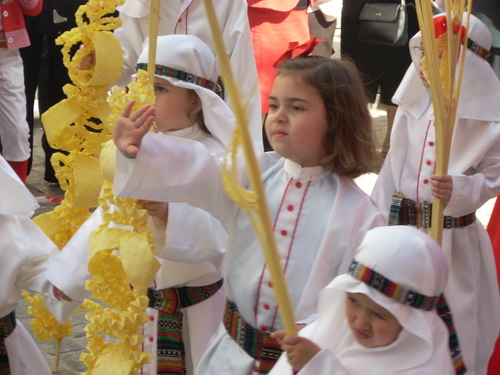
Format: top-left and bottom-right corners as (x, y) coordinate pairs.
(188, 93), (202, 123)
(191, 94), (202, 114)
(188, 91), (201, 109)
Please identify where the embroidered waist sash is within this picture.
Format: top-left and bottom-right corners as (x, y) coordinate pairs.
(0, 311), (16, 375)
(389, 192), (476, 229)
(148, 279), (223, 375)
(223, 300), (282, 375)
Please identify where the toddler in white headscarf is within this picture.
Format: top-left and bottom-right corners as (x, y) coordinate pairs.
(269, 226), (458, 375)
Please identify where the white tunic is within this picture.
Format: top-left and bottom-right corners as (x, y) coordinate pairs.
(115, 0), (263, 148)
(46, 126), (228, 375)
(113, 132), (385, 375)
(0, 214), (59, 375)
(372, 64), (500, 375)
(0, 154), (72, 375)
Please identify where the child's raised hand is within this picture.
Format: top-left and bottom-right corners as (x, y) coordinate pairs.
(271, 331), (321, 372)
(137, 200), (169, 224)
(431, 174), (453, 202)
(114, 100), (156, 159)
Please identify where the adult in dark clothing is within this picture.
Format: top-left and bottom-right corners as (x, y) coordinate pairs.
(340, 0), (419, 160)
(20, 0), (87, 182)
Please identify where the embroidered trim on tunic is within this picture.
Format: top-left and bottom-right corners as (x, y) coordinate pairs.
(0, 311), (16, 375)
(148, 279), (223, 375)
(223, 300), (282, 375)
(348, 259), (467, 375)
(388, 192), (476, 228)
(135, 63), (225, 99)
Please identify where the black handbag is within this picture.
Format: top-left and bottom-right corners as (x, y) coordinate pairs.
(357, 0), (408, 47)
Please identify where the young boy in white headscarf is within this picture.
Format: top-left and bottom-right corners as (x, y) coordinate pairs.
(371, 13), (500, 375)
(46, 34), (244, 375)
(269, 226), (458, 375)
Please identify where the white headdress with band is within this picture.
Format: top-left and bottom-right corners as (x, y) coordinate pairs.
(136, 34), (236, 147)
(393, 13), (500, 122)
(310, 226), (458, 374)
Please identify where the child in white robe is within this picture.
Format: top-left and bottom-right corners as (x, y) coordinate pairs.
(46, 34), (243, 375)
(110, 0), (263, 149)
(269, 226), (457, 375)
(112, 52), (386, 374)
(0, 155), (68, 375)
(371, 14), (500, 375)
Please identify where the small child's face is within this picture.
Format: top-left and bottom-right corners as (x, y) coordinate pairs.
(417, 46), (444, 89)
(153, 78), (199, 132)
(265, 73), (328, 167)
(346, 292), (403, 348)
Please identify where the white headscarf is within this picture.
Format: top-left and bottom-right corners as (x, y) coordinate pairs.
(311, 226), (453, 374)
(136, 34), (237, 148)
(0, 155), (38, 216)
(393, 13), (500, 122)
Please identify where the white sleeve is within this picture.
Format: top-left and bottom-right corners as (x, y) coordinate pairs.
(444, 138), (500, 217)
(113, 12), (147, 87)
(15, 216), (59, 295)
(154, 202), (227, 263)
(114, 133), (234, 224)
(298, 349), (349, 375)
(222, 0), (263, 149)
(370, 151), (395, 222)
(44, 209), (102, 302)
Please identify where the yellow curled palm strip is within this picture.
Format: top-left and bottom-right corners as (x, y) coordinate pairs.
(203, 0), (297, 334)
(82, 70), (161, 375)
(23, 0), (124, 369)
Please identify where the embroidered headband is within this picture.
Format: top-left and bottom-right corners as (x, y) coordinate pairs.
(136, 62), (224, 98)
(466, 38), (491, 59)
(348, 258), (467, 374)
(347, 259), (440, 311)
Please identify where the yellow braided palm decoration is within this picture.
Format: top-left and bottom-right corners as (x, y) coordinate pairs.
(24, 0), (125, 353)
(81, 70), (161, 375)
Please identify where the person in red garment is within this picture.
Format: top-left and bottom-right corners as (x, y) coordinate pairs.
(247, 0), (310, 116)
